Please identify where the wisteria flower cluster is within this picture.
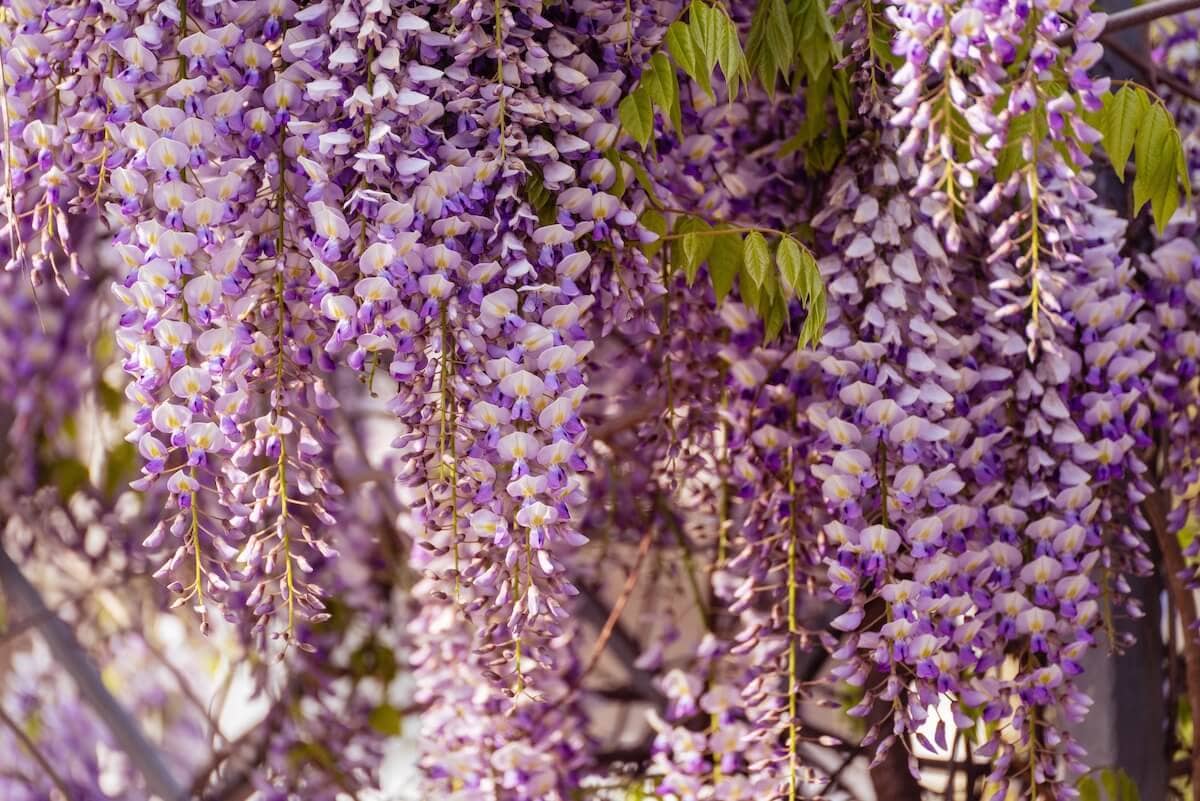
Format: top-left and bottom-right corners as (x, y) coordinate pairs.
(5, 0), (1200, 799)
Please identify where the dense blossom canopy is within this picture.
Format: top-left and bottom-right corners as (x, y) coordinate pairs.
(2, 0), (1200, 800)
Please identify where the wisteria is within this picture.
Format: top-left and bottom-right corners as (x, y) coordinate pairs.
(4, 0), (1200, 800)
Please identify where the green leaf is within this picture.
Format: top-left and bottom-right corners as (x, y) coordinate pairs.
(799, 292), (826, 348)
(667, 20), (710, 97)
(604, 150), (628, 198)
(776, 236), (804, 292)
(996, 111), (1035, 183)
(791, 0), (820, 40)
(807, 134), (843, 173)
(763, 292), (787, 343)
(801, 65), (831, 137)
(619, 152), (661, 202)
(776, 235), (821, 303)
(679, 233), (708, 284)
(742, 231), (770, 288)
(673, 216), (713, 283)
(1101, 85), (1147, 182)
(763, 0), (794, 80)
(715, 8), (748, 98)
(49, 458), (89, 500)
(639, 209), (668, 258)
(645, 53), (682, 133)
(1117, 771), (1140, 801)
(665, 20), (697, 77)
(618, 88), (654, 149)
(640, 56), (665, 111)
(798, 33), (830, 80)
(1128, 106), (1158, 203)
(754, 267), (784, 342)
(740, 262), (761, 311)
(746, 0), (786, 93)
(1133, 102), (1183, 232)
(791, 0), (833, 79)
(1152, 172), (1181, 233)
(690, 1), (721, 78)
(1100, 769), (1119, 801)
(707, 231), (742, 302)
(777, 129), (807, 160)
(1076, 776), (1100, 801)
(368, 704), (405, 736)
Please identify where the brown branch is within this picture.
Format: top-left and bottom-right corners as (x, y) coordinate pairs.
(1102, 0), (1200, 35)
(591, 686), (651, 702)
(588, 401), (663, 442)
(1143, 489), (1200, 801)
(1056, 0), (1200, 43)
(1101, 33), (1200, 105)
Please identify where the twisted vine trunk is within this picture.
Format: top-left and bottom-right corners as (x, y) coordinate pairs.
(1143, 490), (1200, 801)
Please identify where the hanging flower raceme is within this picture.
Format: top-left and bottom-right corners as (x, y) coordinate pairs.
(598, 55), (849, 797)
(889, 0), (1107, 263)
(795, 139), (989, 784)
(306, 0), (666, 699)
(285, 0), (667, 794)
(407, 565), (591, 801)
(0, 0), (115, 289)
(71, 0), (346, 645)
(955, 190), (1154, 795)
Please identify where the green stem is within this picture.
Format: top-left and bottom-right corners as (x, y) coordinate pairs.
(189, 469), (203, 608)
(786, 444), (799, 801)
(494, 0), (507, 160)
(438, 303), (461, 601)
(274, 120), (295, 640)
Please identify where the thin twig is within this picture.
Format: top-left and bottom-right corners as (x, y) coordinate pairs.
(822, 743), (865, 797)
(190, 675), (301, 801)
(0, 703), (74, 799)
(578, 526), (655, 684)
(139, 631), (228, 746)
(576, 588), (667, 707)
(0, 545), (185, 801)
